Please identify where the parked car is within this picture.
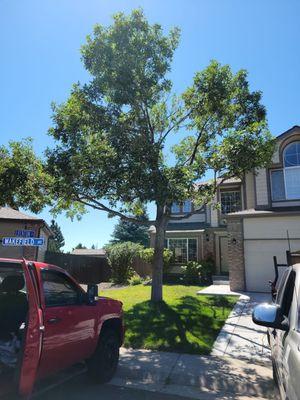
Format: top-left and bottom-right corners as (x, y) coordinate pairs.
(252, 263), (300, 400)
(0, 258), (124, 398)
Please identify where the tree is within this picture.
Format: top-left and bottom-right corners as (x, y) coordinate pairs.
(0, 139), (51, 212)
(48, 219), (65, 252)
(73, 243), (87, 250)
(111, 213), (149, 246)
(47, 10), (274, 302)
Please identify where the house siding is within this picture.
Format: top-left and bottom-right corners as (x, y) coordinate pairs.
(255, 168), (269, 207)
(245, 172), (255, 209)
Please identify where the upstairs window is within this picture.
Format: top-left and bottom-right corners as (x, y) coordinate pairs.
(182, 200), (192, 213)
(170, 201), (193, 214)
(220, 191), (241, 214)
(171, 203), (180, 213)
(284, 142), (300, 200)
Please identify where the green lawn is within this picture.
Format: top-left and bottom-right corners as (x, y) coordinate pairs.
(102, 284), (237, 355)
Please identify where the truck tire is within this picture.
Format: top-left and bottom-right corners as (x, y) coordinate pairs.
(87, 329), (119, 384)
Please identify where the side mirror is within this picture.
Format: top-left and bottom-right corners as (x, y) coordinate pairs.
(87, 284), (98, 304)
(252, 303), (289, 331)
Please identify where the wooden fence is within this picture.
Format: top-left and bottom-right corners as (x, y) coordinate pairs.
(45, 251), (111, 284)
(45, 251), (153, 283)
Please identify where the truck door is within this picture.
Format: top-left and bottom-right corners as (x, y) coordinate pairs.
(273, 269), (295, 398)
(18, 260), (43, 397)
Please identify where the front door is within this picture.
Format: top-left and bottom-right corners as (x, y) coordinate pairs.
(220, 236), (229, 274)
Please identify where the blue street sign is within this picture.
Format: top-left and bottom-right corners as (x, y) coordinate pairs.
(2, 237), (45, 247)
(14, 230), (35, 238)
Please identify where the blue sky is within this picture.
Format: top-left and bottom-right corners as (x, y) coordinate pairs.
(0, 0), (299, 251)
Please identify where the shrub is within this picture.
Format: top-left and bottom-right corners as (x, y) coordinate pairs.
(139, 247), (173, 272)
(105, 242), (143, 284)
(182, 257), (214, 284)
(199, 256), (214, 283)
(129, 274), (143, 286)
(182, 261), (201, 284)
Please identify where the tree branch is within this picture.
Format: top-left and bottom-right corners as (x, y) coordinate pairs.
(186, 117), (211, 166)
(75, 195), (155, 226)
(159, 109), (192, 145)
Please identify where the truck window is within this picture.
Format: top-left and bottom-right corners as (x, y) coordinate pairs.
(41, 270), (81, 307)
(276, 269), (290, 306)
(280, 270), (295, 319)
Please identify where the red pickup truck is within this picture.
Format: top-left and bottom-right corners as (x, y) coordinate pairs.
(0, 258), (124, 398)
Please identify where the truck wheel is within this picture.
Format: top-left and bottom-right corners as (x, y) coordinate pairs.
(87, 329), (119, 384)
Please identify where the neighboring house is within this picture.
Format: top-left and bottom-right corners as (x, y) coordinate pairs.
(71, 248), (106, 258)
(149, 125), (300, 292)
(0, 207), (52, 261)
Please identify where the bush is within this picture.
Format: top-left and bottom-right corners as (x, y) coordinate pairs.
(199, 256), (214, 283)
(129, 274), (143, 286)
(182, 261), (201, 284)
(139, 247), (173, 272)
(182, 257), (214, 285)
(105, 242), (143, 284)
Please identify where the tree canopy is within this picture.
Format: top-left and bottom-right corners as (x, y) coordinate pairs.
(46, 9), (274, 301)
(0, 139), (51, 212)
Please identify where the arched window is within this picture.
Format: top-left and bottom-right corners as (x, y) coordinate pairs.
(283, 142), (300, 199)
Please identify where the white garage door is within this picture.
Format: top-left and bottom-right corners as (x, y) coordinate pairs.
(244, 216), (300, 292)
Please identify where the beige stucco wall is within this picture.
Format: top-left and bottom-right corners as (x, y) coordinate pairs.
(243, 215), (300, 240)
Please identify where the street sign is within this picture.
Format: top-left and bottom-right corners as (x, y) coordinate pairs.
(14, 230), (35, 238)
(2, 237), (45, 247)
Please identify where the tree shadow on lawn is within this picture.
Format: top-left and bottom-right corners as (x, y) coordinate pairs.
(124, 295), (234, 355)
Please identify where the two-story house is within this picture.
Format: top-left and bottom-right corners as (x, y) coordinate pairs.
(149, 125), (300, 292)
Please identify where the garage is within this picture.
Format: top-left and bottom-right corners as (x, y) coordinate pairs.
(244, 215), (300, 292)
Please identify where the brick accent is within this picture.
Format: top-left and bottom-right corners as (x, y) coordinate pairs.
(227, 217), (245, 291)
(203, 230), (215, 261)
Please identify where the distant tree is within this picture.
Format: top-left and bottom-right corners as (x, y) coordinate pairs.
(0, 139), (51, 212)
(73, 243), (87, 250)
(111, 214), (149, 246)
(91, 244), (96, 249)
(48, 219), (65, 252)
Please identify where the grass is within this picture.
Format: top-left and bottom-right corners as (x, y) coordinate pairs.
(102, 284), (237, 355)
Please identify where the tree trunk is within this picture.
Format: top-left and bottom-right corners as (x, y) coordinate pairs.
(151, 210), (167, 302)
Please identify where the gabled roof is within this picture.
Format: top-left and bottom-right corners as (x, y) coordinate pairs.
(166, 222), (208, 231)
(276, 125), (300, 140)
(71, 248), (106, 256)
(0, 207), (42, 221)
(0, 207), (53, 235)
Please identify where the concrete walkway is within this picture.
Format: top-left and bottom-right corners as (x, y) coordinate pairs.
(211, 292), (271, 363)
(109, 292), (278, 399)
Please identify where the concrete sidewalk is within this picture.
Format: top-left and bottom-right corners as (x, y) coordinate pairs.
(111, 348), (276, 399)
